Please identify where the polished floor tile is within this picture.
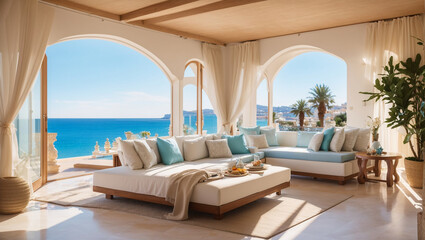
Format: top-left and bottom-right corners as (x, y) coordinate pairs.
(0, 169), (420, 240)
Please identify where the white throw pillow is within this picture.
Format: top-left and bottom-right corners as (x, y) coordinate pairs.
(342, 128), (360, 152)
(183, 137), (209, 161)
(175, 135), (200, 159)
(119, 139), (143, 170)
(354, 128), (371, 152)
(308, 132), (324, 152)
(330, 128), (345, 152)
(205, 139), (232, 158)
(146, 139), (161, 163)
(134, 140), (158, 169)
(245, 134), (269, 149)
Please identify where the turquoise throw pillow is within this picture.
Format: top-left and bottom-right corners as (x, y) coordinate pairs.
(320, 127), (335, 151)
(222, 134), (250, 154)
(157, 138), (183, 165)
(260, 127), (278, 146)
(239, 126), (260, 135)
(296, 132), (317, 148)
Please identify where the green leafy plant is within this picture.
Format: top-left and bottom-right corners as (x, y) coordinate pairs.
(290, 99), (312, 130)
(360, 54), (425, 161)
(308, 84), (335, 128)
(334, 113), (347, 127)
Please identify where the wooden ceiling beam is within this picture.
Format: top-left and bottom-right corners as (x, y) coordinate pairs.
(41, 0), (120, 21)
(130, 21), (225, 45)
(120, 0), (199, 22)
(144, 0), (266, 24)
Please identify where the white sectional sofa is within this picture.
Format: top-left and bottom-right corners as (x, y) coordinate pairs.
(94, 135), (291, 219)
(263, 131), (374, 184)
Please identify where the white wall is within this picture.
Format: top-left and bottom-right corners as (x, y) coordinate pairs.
(257, 23), (374, 128)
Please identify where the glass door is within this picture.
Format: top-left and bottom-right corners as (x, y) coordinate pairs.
(14, 56), (47, 191)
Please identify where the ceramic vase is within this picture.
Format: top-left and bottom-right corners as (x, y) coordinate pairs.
(371, 141), (381, 150)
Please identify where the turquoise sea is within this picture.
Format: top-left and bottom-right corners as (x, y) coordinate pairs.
(49, 115), (268, 159)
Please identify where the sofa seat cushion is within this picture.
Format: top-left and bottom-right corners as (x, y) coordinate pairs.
(93, 158), (290, 206)
(263, 147), (355, 163)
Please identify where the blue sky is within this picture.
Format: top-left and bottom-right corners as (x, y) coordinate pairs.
(259, 52), (347, 107)
(46, 39), (170, 118)
(46, 39), (346, 118)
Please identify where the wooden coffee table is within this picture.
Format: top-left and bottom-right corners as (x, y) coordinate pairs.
(356, 152), (402, 187)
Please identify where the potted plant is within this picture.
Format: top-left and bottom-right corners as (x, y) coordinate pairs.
(140, 131), (151, 139)
(361, 54), (425, 188)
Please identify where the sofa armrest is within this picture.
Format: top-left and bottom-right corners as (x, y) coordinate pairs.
(113, 153), (122, 167)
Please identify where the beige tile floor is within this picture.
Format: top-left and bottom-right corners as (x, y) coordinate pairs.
(0, 168), (421, 240)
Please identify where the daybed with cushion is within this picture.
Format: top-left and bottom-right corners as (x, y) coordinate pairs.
(93, 135), (291, 219)
(263, 146), (362, 184)
(240, 126), (375, 184)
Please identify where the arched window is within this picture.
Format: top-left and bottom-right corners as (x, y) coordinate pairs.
(182, 61), (209, 135)
(272, 52), (347, 130)
(46, 39), (172, 159)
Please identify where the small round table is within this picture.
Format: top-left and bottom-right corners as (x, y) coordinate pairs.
(356, 152), (402, 187)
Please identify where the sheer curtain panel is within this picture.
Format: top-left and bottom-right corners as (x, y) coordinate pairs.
(364, 15), (423, 156)
(0, 0), (54, 184)
(202, 41), (259, 133)
(201, 43), (226, 132)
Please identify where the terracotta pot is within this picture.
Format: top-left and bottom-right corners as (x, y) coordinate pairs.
(0, 177), (30, 214)
(404, 158), (423, 189)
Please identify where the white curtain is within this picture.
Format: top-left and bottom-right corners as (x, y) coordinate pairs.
(0, 0), (54, 184)
(202, 41), (259, 133)
(201, 43), (226, 132)
(364, 15), (423, 157)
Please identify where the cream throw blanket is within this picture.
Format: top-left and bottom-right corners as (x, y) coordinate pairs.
(165, 169), (211, 220)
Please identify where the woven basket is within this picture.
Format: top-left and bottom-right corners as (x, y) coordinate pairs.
(404, 159), (423, 189)
(0, 177), (30, 214)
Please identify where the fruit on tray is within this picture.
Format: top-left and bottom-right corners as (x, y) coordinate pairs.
(252, 160), (262, 166)
(230, 166), (247, 175)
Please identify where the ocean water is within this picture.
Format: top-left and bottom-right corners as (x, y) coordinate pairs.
(49, 115), (268, 159)
(49, 118), (171, 159)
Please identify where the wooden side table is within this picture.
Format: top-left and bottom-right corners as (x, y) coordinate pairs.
(356, 152), (402, 187)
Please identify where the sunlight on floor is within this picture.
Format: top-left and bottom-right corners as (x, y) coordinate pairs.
(397, 169), (422, 210)
(0, 202), (83, 232)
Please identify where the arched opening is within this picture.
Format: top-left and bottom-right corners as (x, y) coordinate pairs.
(36, 38), (173, 180)
(182, 60), (218, 135)
(262, 45), (348, 130)
(272, 51), (347, 130)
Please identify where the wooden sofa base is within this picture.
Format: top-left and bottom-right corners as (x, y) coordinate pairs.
(93, 181), (290, 219)
(291, 166), (375, 185)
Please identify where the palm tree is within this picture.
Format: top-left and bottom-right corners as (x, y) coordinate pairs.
(308, 84), (335, 128)
(290, 99), (312, 130)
